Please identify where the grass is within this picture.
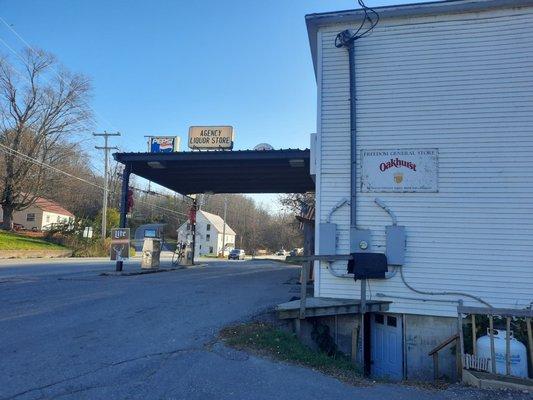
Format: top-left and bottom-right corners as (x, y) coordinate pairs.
(219, 321), (367, 386)
(0, 230), (66, 251)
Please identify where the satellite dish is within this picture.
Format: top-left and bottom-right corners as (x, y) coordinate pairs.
(253, 143), (274, 151)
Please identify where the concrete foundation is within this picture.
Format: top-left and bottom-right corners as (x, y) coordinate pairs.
(404, 314), (458, 381)
(294, 315), (361, 363)
(291, 313), (459, 381)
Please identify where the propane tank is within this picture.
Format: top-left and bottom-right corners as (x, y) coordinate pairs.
(476, 329), (528, 378)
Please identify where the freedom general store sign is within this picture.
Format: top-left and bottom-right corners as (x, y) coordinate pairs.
(361, 148), (438, 192)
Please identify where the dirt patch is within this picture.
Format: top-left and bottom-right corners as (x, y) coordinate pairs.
(219, 320), (369, 387)
(0, 249), (72, 259)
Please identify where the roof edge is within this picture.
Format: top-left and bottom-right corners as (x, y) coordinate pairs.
(306, 0), (533, 77)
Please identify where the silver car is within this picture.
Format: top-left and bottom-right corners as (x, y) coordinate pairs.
(228, 249), (245, 260)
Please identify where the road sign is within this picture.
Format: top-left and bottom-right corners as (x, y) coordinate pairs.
(188, 126), (234, 150)
(110, 228), (130, 261)
(82, 226), (93, 238)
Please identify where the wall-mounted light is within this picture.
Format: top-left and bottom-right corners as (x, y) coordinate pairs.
(289, 159), (305, 168)
(147, 161), (165, 169)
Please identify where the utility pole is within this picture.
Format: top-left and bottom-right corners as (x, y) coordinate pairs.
(221, 196), (227, 256)
(94, 131), (120, 239)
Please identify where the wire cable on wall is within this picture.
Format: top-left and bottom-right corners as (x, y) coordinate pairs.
(335, 0), (380, 48)
(399, 266), (493, 308)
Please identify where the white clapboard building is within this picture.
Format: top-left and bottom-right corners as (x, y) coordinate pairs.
(177, 210), (236, 256)
(306, 0), (533, 381)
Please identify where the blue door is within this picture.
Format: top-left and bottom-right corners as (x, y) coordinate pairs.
(371, 313), (403, 380)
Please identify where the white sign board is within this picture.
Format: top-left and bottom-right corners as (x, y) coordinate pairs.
(188, 126), (234, 150)
(361, 148), (438, 192)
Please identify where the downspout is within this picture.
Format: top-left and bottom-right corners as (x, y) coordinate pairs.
(347, 38), (358, 238)
(338, 32), (369, 374)
(347, 38), (369, 375)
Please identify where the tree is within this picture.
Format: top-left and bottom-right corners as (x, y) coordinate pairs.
(278, 192), (315, 214)
(40, 143), (103, 220)
(0, 48), (92, 230)
(95, 208), (120, 237)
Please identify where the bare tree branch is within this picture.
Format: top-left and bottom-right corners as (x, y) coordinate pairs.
(0, 48), (93, 229)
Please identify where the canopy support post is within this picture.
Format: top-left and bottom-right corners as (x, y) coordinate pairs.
(116, 163), (131, 272)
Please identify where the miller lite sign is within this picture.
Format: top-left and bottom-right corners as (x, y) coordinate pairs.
(361, 148), (438, 192)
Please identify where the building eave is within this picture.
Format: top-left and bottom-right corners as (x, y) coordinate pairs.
(306, 0), (533, 78)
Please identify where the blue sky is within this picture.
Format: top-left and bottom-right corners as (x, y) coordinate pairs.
(0, 0), (429, 208)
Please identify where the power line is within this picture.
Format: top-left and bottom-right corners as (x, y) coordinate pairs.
(0, 15), (121, 135)
(334, 0), (379, 48)
(0, 142), (188, 218)
(0, 24), (127, 166)
(0, 38), (108, 177)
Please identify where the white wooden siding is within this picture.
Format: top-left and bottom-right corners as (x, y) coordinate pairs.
(315, 6), (533, 317)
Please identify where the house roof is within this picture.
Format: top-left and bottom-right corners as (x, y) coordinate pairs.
(198, 210), (236, 236)
(34, 198), (74, 217)
(305, 0), (532, 77)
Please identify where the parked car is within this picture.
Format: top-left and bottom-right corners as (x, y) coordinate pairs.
(276, 249), (287, 256)
(228, 249), (245, 260)
(289, 248), (303, 257)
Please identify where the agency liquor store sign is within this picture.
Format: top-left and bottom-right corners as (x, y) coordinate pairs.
(188, 126), (234, 150)
(361, 148), (438, 192)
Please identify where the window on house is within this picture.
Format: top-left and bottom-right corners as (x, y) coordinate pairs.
(57, 216), (61, 222)
(206, 234), (210, 241)
(209, 247), (213, 253)
(206, 224), (211, 231)
(186, 223), (191, 231)
(46, 215), (50, 223)
(26, 213), (35, 222)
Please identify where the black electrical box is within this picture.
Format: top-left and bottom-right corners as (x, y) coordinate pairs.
(347, 252), (388, 280)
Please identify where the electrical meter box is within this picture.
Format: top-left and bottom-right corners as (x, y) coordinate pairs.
(348, 252), (388, 280)
(350, 228), (371, 253)
(318, 223), (337, 255)
(386, 225), (406, 265)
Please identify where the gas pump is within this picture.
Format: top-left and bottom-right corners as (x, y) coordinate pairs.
(141, 228), (161, 269)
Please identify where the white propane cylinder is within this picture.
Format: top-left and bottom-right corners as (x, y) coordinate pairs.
(476, 329), (528, 378)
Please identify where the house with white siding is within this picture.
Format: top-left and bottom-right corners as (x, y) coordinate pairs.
(0, 197), (74, 231)
(305, 0), (533, 381)
(177, 210), (236, 256)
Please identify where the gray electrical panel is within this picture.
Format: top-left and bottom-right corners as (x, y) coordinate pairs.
(318, 223), (337, 255)
(386, 225), (406, 265)
(350, 228), (371, 253)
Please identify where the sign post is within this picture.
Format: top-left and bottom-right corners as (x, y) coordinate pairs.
(111, 228), (130, 264)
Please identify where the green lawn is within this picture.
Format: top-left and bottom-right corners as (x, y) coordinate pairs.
(0, 231), (66, 251)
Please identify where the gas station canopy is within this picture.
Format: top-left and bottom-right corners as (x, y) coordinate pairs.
(113, 149), (315, 194)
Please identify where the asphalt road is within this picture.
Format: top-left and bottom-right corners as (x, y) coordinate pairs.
(0, 258), (524, 400)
